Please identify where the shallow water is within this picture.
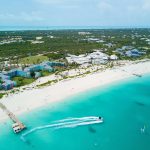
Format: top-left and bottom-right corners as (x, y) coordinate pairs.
(0, 74), (150, 150)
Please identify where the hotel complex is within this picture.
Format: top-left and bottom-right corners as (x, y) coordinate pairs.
(0, 61), (65, 90)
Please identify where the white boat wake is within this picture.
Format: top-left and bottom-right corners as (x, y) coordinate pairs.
(21, 116), (103, 141)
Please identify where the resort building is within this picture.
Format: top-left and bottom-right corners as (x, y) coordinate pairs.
(115, 46), (146, 57)
(66, 51), (110, 65)
(125, 49), (146, 57)
(110, 55), (118, 60)
(66, 54), (90, 65)
(104, 43), (115, 48)
(1, 80), (17, 90)
(0, 73), (10, 80)
(91, 59), (107, 65)
(31, 41), (44, 44)
(78, 32), (91, 35)
(36, 37), (43, 40)
(34, 72), (42, 78)
(0, 61), (65, 90)
(6, 69), (30, 78)
(122, 46), (134, 50)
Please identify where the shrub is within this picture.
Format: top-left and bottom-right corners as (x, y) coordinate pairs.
(0, 93), (4, 99)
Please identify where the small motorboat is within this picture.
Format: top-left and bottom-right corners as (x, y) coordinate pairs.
(98, 117), (103, 122)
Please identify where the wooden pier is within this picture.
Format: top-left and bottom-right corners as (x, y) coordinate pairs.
(0, 102), (26, 132)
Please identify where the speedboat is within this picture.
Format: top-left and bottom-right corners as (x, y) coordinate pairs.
(98, 117), (103, 122)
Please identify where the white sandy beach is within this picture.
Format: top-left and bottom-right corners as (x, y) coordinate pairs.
(0, 61), (150, 122)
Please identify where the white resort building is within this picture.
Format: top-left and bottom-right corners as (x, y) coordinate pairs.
(66, 51), (113, 65)
(110, 55), (118, 60)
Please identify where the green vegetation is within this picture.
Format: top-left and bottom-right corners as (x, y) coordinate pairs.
(0, 29), (148, 61)
(108, 62), (114, 68)
(30, 72), (36, 78)
(37, 79), (58, 87)
(40, 70), (52, 77)
(44, 53), (64, 60)
(0, 29), (149, 93)
(19, 55), (49, 64)
(12, 77), (35, 87)
(0, 79), (3, 84)
(0, 29), (150, 71)
(0, 93), (4, 99)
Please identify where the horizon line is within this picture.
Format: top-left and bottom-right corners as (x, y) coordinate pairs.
(0, 25), (150, 31)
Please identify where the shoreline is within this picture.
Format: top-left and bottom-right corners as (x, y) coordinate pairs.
(0, 61), (150, 123)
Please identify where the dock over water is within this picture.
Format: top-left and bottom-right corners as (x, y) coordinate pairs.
(0, 102), (26, 132)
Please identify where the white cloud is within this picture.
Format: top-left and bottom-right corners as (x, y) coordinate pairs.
(34, 0), (84, 5)
(127, 5), (138, 11)
(97, 1), (113, 12)
(127, 0), (150, 12)
(34, 0), (82, 9)
(0, 12), (44, 22)
(142, 0), (150, 10)
(34, 0), (63, 4)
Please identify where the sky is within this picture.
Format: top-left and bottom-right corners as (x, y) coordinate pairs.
(0, 0), (150, 27)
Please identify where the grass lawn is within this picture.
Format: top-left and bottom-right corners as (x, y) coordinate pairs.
(12, 77), (35, 87)
(40, 70), (53, 77)
(19, 55), (49, 64)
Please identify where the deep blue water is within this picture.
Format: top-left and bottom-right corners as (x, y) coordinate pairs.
(0, 74), (150, 150)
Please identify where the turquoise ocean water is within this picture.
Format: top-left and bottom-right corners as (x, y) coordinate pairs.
(0, 26), (149, 31)
(0, 74), (150, 150)
(0, 26), (115, 31)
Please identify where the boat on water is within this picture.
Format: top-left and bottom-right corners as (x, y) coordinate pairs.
(98, 117), (103, 122)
